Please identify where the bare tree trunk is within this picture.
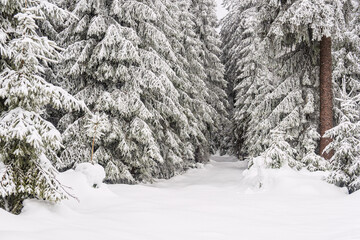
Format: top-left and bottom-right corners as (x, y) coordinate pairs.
(319, 36), (334, 160)
(90, 124), (98, 165)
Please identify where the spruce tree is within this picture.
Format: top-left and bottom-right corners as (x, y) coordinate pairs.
(222, 0), (344, 169)
(332, 0), (360, 96)
(326, 0), (360, 193)
(0, 0), (84, 214)
(190, 0), (229, 153)
(261, 130), (300, 170)
(325, 81), (360, 193)
(221, 0), (275, 158)
(55, 0), (225, 183)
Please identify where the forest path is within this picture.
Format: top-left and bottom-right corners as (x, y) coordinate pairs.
(151, 154), (246, 188)
(1, 155), (360, 240)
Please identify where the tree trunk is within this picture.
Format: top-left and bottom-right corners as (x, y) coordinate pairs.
(319, 36), (333, 160)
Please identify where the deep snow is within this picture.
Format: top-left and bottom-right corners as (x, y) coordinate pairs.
(1, 155), (360, 240)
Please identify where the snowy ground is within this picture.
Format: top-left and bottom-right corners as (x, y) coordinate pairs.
(1, 155), (360, 240)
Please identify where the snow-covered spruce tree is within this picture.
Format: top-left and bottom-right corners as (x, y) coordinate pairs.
(222, 0), (344, 169)
(325, 81), (360, 193)
(221, 0), (288, 159)
(266, 0), (346, 169)
(333, 0), (360, 95)
(174, 0), (216, 163)
(221, 0), (274, 157)
(0, 0), (84, 214)
(190, 0), (229, 153)
(220, 0), (243, 156)
(326, 1), (360, 193)
(261, 130), (300, 169)
(135, 0), (211, 164)
(57, 0), (179, 183)
(55, 0), (221, 183)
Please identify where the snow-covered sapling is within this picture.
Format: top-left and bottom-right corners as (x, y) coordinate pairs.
(325, 80), (360, 193)
(261, 130), (300, 170)
(73, 114), (109, 188)
(85, 113), (109, 165)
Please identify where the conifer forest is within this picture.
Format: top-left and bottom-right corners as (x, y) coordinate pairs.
(0, 0), (360, 239)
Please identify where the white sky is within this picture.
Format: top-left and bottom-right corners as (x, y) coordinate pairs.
(215, 0), (227, 20)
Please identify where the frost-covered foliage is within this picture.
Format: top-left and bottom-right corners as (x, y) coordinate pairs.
(221, 0), (271, 157)
(0, 0), (84, 214)
(332, 0), (360, 93)
(54, 0), (226, 183)
(85, 113), (110, 145)
(259, 130), (300, 170)
(326, 1), (360, 192)
(325, 80), (360, 193)
(301, 127), (329, 171)
(190, 0), (229, 152)
(221, 0), (346, 169)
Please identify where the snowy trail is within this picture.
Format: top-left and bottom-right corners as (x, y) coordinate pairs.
(1, 155), (360, 240)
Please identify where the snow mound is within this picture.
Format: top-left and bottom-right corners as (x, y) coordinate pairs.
(242, 156), (346, 196)
(75, 163), (105, 188)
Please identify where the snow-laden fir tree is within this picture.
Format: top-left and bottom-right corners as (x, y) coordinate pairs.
(190, 0), (229, 152)
(222, 0), (345, 169)
(0, 0), (84, 214)
(221, 0), (273, 157)
(261, 130), (300, 169)
(333, 0), (360, 93)
(55, 0), (225, 183)
(325, 80), (360, 193)
(326, 1), (360, 193)
(266, 0), (348, 169)
(57, 0), (182, 183)
(174, 0), (217, 163)
(221, 0), (292, 159)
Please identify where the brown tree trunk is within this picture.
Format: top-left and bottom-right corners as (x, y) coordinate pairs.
(319, 36), (334, 160)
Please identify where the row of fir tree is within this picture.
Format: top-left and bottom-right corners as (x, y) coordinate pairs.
(0, 0), (228, 214)
(222, 0), (360, 194)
